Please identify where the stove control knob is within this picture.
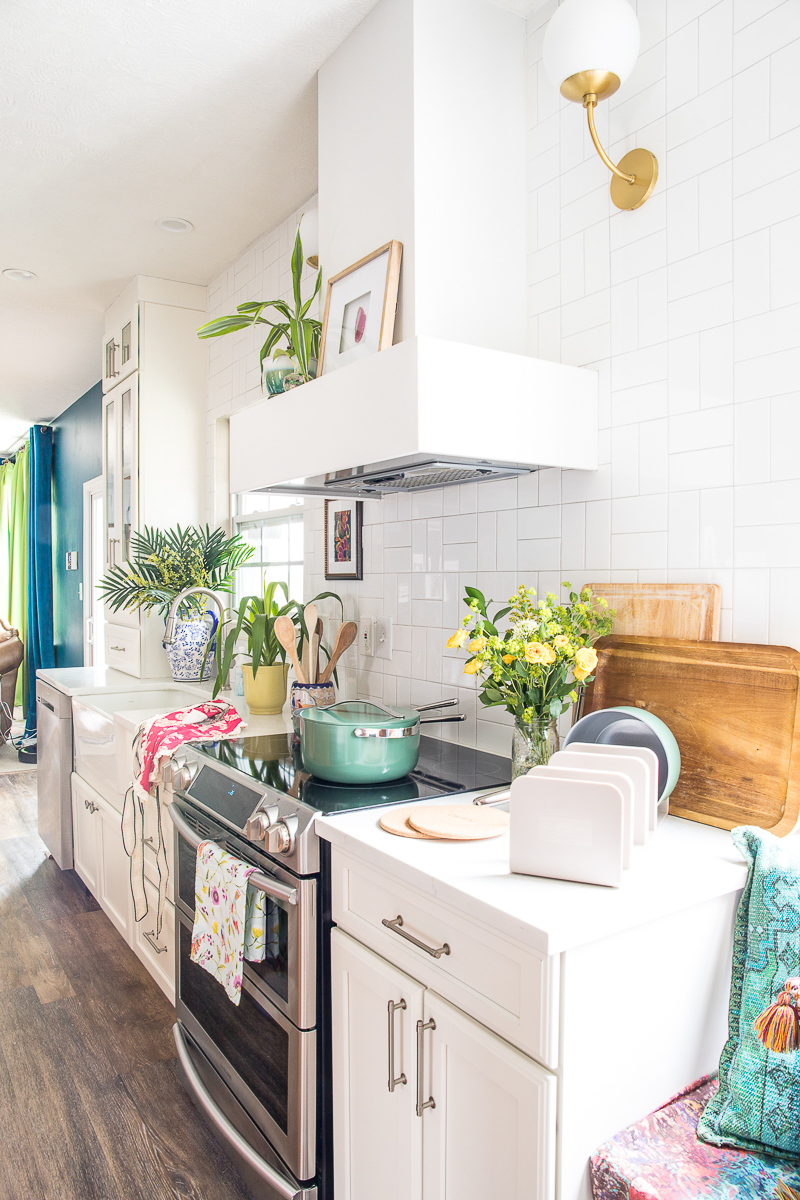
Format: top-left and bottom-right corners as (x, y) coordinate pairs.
(267, 814), (298, 856)
(246, 812), (271, 842)
(168, 757), (197, 792)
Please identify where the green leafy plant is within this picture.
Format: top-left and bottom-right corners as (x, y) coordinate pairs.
(446, 582), (615, 724)
(97, 525), (254, 619)
(196, 220), (321, 385)
(210, 578), (343, 699)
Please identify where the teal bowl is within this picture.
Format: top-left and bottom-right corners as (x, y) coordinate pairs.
(564, 706), (681, 803)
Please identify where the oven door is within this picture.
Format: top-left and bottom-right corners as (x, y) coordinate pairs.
(176, 909), (317, 1183)
(169, 797), (316, 1030)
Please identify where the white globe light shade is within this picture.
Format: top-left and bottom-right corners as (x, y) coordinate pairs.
(542, 0), (641, 94)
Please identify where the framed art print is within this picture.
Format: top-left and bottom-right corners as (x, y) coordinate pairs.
(324, 499), (363, 580)
(318, 241), (402, 376)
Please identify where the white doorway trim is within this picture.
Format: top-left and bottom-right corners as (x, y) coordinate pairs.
(83, 475), (105, 667)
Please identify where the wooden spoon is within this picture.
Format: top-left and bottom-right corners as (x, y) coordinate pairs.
(313, 616), (324, 683)
(319, 621), (358, 684)
(274, 615), (305, 684)
(301, 603), (318, 683)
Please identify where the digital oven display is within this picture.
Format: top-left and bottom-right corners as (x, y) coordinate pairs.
(187, 765), (263, 829)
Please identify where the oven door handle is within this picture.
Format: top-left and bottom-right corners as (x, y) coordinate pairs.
(173, 1024), (315, 1200)
(167, 803), (299, 905)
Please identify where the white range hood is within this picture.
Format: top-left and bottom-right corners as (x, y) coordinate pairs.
(229, 336), (597, 497)
(228, 0), (599, 499)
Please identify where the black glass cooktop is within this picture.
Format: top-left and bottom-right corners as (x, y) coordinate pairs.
(189, 733), (511, 819)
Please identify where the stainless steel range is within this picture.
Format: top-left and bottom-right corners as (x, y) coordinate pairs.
(166, 731), (511, 1200)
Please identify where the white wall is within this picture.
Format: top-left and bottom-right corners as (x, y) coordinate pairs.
(208, 0), (800, 759)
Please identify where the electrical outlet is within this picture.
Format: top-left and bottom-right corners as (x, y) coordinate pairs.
(359, 617), (375, 656)
(375, 616), (393, 661)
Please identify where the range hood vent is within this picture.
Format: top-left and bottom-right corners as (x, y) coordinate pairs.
(255, 456), (534, 499)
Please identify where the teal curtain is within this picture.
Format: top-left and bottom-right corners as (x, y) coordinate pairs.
(25, 426), (55, 735)
(0, 443), (29, 709)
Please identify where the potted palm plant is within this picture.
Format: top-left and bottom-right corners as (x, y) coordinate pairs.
(210, 580), (342, 715)
(196, 220), (321, 392)
(97, 525), (254, 682)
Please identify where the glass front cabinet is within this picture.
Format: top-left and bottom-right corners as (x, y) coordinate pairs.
(102, 304), (139, 392)
(102, 375), (139, 630)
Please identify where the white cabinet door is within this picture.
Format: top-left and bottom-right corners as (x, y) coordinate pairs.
(102, 376), (139, 629)
(331, 929), (424, 1200)
(71, 774), (100, 893)
(97, 794), (132, 939)
(102, 304), (138, 391)
(422, 990), (556, 1200)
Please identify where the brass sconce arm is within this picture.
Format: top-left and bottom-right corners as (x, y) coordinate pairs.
(583, 94), (635, 184)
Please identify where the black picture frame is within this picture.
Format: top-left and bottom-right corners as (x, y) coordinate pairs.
(324, 499), (363, 581)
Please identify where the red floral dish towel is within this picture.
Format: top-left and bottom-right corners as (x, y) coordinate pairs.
(122, 701), (246, 936)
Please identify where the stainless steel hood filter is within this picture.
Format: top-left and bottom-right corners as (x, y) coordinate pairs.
(254, 455), (536, 499)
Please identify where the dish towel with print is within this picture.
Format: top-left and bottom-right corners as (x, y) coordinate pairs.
(122, 701), (246, 936)
(191, 840), (266, 1004)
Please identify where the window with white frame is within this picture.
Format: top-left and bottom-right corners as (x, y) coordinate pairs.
(234, 493), (305, 604)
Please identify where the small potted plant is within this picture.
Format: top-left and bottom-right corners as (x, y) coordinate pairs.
(210, 580), (343, 715)
(98, 525), (254, 682)
(196, 220), (321, 393)
(445, 582), (615, 778)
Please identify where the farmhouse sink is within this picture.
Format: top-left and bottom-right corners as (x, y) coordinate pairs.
(72, 686), (206, 804)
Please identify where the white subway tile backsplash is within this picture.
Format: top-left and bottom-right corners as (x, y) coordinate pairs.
(667, 21), (699, 111)
(668, 490), (701, 566)
(518, 504), (561, 539)
(612, 531), (668, 569)
(733, 229), (770, 319)
(770, 393), (800, 480)
(733, 1), (800, 73)
(734, 399), (771, 484)
(670, 446), (734, 490)
(443, 513), (477, 544)
(770, 216), (800, 310)
(670, 405), (733, 453)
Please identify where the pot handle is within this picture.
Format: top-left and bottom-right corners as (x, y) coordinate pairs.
(415, 698), (458, 713)
(419, 713), (466, 724)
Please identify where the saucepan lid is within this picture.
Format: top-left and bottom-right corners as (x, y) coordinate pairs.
(564, 706), (681, 801)
(300, 700), (419, 730)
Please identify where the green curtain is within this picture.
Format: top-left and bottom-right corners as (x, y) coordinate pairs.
(0, 443), (29, 709)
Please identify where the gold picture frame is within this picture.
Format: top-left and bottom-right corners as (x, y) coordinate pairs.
(318, 240), (402, 376)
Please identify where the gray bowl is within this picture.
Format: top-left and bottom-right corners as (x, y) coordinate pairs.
(564, 706), (681, 803)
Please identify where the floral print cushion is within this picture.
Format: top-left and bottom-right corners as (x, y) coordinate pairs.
(190, 840), (266, 1005)
(591, 1076), (800, 1199)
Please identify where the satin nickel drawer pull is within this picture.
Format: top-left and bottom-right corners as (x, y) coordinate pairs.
(382, 915), (451, 959)
(387, 999), (407, 1092)
(143, 929), (167, 955)
(416, 1018), (436, 1116)
(110, 644), (126, 653)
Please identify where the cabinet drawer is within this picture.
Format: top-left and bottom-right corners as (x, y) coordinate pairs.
(331, 849), (559, 1069)
(134, 879), (175, 1002)
(105, 622), (141, 676)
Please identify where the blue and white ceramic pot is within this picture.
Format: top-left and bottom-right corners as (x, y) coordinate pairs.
(163, 610), (219, 683)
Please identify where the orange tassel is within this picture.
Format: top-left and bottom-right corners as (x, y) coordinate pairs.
(754, 978), (800, 1053)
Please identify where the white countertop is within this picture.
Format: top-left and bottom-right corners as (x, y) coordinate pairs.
(38, 666), (294, 738)
(315, 795), (748, 956)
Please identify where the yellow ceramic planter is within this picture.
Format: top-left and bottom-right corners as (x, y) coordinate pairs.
(243, 662), (290, 715)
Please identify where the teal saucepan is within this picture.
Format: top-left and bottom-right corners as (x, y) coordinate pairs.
(299, 699), (465, 785)
(564, 706), (681, 803)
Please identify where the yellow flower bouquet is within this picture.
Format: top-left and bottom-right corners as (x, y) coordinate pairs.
(446, 582), (614, 775)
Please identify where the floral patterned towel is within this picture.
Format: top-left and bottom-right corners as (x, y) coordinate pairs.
(190, 840), (266, 1004)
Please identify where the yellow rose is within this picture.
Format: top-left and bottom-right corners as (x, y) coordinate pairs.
(468, 636), (487, 653)
(524, 641), (547, 664)
(463, 658), (481, 675)
(446, 629), (468, 649)
(502, 654), (516, 664)
(573, 666), (589, 682)
(574, 646), (598, 675)
(541, 644), (557, 665)
(553, 635), (570, 651)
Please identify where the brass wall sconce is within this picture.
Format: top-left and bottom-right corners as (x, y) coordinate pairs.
(543, 0), (658, 211)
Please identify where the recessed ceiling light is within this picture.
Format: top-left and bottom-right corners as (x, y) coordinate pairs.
(2, 268), (37, 281)
(156, 217), (193, 234)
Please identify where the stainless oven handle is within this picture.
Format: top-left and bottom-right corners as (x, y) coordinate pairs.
(173, 1024), (314, 1200)
(167, 804), (298, 905)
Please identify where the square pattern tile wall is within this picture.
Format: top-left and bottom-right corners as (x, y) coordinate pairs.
(209, 0), (800, 759)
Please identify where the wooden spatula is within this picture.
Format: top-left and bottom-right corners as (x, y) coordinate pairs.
(274, 615), (305, 684)
(319, 621), (358, 684)
(313, 616), (323, 683)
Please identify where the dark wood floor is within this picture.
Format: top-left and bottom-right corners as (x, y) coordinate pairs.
(0, 770), (252, 1200)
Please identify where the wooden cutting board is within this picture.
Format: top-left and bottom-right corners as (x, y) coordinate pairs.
(581, 635), (800, 836)
(587, 582), (721, 640)
(407, 805), (510, 840)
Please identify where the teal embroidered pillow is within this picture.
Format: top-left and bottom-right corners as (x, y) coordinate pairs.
(697, 826), (800, 1158)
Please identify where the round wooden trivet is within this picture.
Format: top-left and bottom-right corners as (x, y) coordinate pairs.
(407, 804), (509, 841)
(379, 807), (442, 839)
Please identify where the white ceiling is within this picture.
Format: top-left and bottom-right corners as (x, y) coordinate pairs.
(0, 0), (534, 453)
(0, 0), (385, 450)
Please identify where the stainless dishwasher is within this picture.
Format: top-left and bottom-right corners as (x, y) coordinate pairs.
(36, 677), (74, 869)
